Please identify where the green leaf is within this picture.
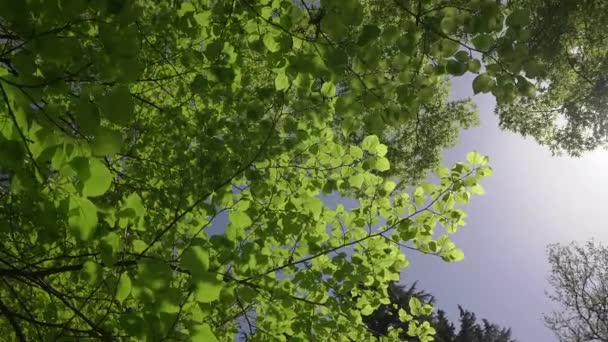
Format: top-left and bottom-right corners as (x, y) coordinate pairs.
(361, 135), (380, 153)
(92, 127), (122, 156)
(361, 305), (374, 316)
(383, 180), (396, 194)
(307, 196), (324, 220)
(194, 12), (211, 26)
(468, 59), (481, 73)
(86, 160), (113, 197)
(471, 34), (494, 51)
(409, 297), (422, 316)
(182, 245), (210, 277)
(133, 240), (147, 254)
(96, 85), (135, 125)
(413, 187), (425, 206)
(349, 146), (363, 159)
(470, 184), (485, 195)
(321, 81), (336, 97)
(440, 39), (460, 57)
(72, 158), (113, 197)
(472, 73), (495, 94)
(435, 166), (450, 178)
(229, 210), (252, 230)
(349, 174), (364, 188)
(375, 157), (390, 171)
(398, 220), (417, 241)
(399, 308), (413, 322)
(81, 260), (101, 284)
(445, 248), (465, 262)
(421, 304), (433, 316)
(263, 33), (281, 53)
(122, 193), (145, 217)
(454, 51), (469, 62)
(177, 2), (195, 16)
(440, 17), (458, 34)
(466, 151), (485, 165)
(193, 273), (223, 303)
(69, 196), (98, 240)
(226, 224), (241, 242)
(376, 144), (388, 157)
(101, 232), (120, 265)
(192, 323), (219, 342)
(446, 60), (467, 76)
(274, 71), (289, 91)
(116, 273), (132, 303)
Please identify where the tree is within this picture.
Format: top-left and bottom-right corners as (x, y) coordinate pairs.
(544, 241), (608, 342)
(452, 306), (515, 342)
(493, 0), (608, 155)
(364, 281), (515, 341)
(433, 310), (456, 342)
(351, 81), (479, 185)
(0, 0), (497, 340)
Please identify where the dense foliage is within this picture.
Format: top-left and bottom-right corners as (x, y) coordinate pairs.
(364, 282), (515, 342)
(0, 0), (592, 340)
(496, 0), (608, 155)
(544, 241), (608, 342)
(0, 0), (499, 339)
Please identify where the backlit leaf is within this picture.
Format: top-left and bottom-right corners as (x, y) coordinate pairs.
(116, 273), (132, 303)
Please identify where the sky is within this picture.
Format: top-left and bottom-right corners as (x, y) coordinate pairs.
(402, 75), (608, 341)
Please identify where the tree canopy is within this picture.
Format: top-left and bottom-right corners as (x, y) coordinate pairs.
(0, 0), (498, 340)
(0, 0), (599, 340)
(496, 0), (608, 155)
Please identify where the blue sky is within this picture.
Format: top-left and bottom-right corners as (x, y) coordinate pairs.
(402, 76), (608, 341)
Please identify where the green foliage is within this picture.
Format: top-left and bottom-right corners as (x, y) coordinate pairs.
(0, 0), (500, 340)
(473, 74), (495, 94)
(493, 0), (608, 155)
(116, 273), (133, 304)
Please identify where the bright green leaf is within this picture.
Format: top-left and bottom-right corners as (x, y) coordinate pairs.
(229, 211), (252, 229)
(321, 81), (336, 97)
(192, 323), (219, 342)
(274, 72), (289, 91)
(375, 157), (390, 171)
(73, 158), (113, 197)
(193, 273), (223, 303)
(182, 245), (210, 277)
(263, 34), (281, 53)
(116, 273), (132, 303)
(361, 135), (380, 153)
(68, 196), (98, 240)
